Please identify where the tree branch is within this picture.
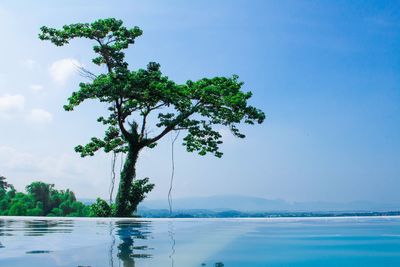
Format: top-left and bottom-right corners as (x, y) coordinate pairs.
(115, 99), (133, 141)
(95, 38), (113, 73)
(139, 109), (148, 141)
(141, 101), (202, 147)
(77, 66), (97, 81)
(97, 38), (132, 142)
(149, 103), (166, 111)
(138, 103), (166, 142)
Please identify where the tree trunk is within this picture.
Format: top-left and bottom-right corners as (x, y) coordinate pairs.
(115, 145), (139, 217)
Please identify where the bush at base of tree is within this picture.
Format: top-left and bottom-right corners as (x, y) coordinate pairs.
(89, 198), (112, 217)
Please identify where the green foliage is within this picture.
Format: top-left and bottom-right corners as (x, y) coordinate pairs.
(0, 184), (15, 216)
(27, 204), (43, 216)
(128, 178), (154, 213)
(0, 176), (90, 217)
(48, 208), (63, 217)
(70, 201), (90, 217)
(0, 176), (10, 191)
(8, 202), (27, 216)
(89, 198), (112, 217)
(26, 182), (53, 215)
(39, 17), (265, 158)
(39, 18), (265, 216)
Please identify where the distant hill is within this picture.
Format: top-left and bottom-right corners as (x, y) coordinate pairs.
(137, 208), (400, 218)
(138, 195), (399, 212)
(79, 195), (400, 215)
(79, 198), (97, 205)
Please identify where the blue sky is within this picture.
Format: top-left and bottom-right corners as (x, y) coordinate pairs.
(0, 1), (399, 203)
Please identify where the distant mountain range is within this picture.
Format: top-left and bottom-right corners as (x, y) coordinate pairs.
(138, 195), (400, 213)
(79, 195), (400, 218)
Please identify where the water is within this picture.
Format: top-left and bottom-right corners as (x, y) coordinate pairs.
(1, 216), (400, 266)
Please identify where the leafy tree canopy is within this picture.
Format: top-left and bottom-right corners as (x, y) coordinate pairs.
(39, 18), (265, 158)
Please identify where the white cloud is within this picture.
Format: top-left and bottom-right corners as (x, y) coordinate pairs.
(29, 84), (44, 93)
(0, 146), (36, 172)
(0, 146), (106, 197)
(26, 108), (53, 124)
(49, 58), (82, 85)
(0, 94), (25, 118)
(0, 146), (84, 177)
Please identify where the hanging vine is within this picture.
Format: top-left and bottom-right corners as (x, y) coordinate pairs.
(109, 151), (117, 204)
(168, 131), (180, 214)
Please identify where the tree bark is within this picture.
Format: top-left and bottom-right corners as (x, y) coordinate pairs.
(115, 144), (139, 217)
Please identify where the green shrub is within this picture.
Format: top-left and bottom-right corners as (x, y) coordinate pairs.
(89, 198), (112, 217)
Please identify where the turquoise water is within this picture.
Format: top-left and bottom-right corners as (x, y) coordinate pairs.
(1, 216), (400, 266)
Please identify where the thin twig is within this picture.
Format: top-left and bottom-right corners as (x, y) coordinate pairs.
(76, 65), (97, 80)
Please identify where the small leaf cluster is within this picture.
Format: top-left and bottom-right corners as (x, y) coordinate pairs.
(128, 177), (155, 213)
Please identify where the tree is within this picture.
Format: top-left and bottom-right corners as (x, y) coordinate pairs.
(0, 179), (90, 217)
(39, 18), (265, 217)
(0, 177), (14, 216)
(0, 176), (9, 191)
(26, 182), (54, 215)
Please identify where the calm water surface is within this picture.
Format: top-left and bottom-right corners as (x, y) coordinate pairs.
(1, 216), (400, 266)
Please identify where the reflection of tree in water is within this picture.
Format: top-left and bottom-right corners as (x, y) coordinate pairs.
(114, 220), (224, 267)
(168, 221), (176, 267)
(115, 220), (152, 267)
(0, 219), (73, 249)
(0, 220), (4, 248)
(0, 219), (72, 241)
(23, 220), (73, 236)
(0, 219), (17, 238)
(201, 262), (225, 266)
